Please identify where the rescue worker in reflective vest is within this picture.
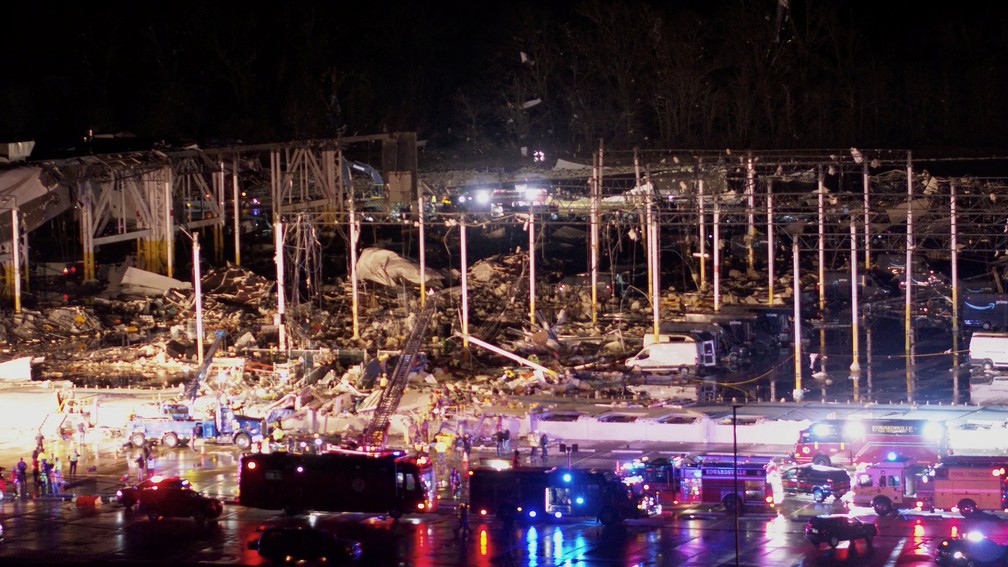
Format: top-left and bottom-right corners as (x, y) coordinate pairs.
(271, 420), (286, 451)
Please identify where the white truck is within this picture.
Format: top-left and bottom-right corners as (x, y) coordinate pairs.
(626, 334), (716, 376)
(969, 332), (1008, 371)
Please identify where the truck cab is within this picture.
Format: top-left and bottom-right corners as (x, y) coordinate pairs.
(850, 458), (928, 515)
(128, 402), (263, 450)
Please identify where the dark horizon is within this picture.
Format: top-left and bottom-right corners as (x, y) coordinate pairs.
(2, 1), (1007, 157)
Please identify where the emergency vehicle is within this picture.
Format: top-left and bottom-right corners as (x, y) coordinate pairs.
(792, 418), (947, 467)
(467, 466), (659, 526)
(679, 455), (776, 512)
(236, 449), (436, 517)
(617, 456), (693, 505)
(851, 455), (1008, 517)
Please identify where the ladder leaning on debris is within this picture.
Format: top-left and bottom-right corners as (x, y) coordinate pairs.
(183, 330), (227, 402)
(362, 291), (441, 450)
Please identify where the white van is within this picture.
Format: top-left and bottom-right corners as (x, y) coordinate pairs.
(969, 332), (1008, 370)
(626, 336), (699, 375)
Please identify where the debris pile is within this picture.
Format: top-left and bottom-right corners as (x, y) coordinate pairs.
(0, 241), (821, 447)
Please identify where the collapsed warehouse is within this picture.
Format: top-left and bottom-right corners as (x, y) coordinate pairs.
(0, 137), (1003, 446)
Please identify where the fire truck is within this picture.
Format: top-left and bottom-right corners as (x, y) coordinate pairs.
(851, 455), (1008, 517)
(679, 455), (776, 512)
(468, 466), (659, 526)
(236, 449), (436, 517)
(792, 418), (947, 467)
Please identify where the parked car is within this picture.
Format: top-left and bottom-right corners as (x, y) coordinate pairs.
(780, 463), (851, 503)
(804, 514), (876, 549)
(250, 526), (363, 564)
(139, 483), (223, 524)
(116, 475), (192, 510)
(936, 531), (1008, 566)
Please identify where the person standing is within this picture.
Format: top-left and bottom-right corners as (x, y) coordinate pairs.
(50, 457), (63, 495)
(495, 429), (504, 457)
(77, 422), (87, 446)
(31, 449), (40, 494)
(15, 458), (27, 499)
(270, 420), (285, 451)
(539, 433), (549, 461)
(454, 503), (472, 538)
(135, 452), (146, 482)
(39, 457), (51, 495)
(68, 448), (79, 478)
(511, 448), (521, 469)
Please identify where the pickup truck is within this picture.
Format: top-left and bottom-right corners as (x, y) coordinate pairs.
(126, 403), (264, 450)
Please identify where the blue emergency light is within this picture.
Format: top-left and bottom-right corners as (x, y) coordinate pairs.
(575, 497), (584, 505)
(562, 473), (572, 483)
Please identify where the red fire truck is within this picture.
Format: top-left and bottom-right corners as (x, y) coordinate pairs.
(236, 449), (437, 517)
(679, 455), (776, 512)
(792, 418), (947, 467)
(852, 455), (1008, 517)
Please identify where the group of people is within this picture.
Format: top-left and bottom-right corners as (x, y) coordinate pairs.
(5, 434), (80, 499)
(493, 428), (511, 456)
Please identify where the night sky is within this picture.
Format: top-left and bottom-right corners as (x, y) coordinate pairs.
(2, 2), (1007, 158)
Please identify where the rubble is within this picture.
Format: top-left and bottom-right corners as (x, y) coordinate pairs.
(0, 242), (813, 448)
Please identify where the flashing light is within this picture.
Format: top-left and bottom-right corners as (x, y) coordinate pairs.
(923, 421), (945, 441)
(417, 503), (425, 510)
(296, 466), (304, 473)
(916, 501), (924, 509)
(534, 150), (545, 162)
(801, 447), (810, 454)
(967, 531), (985, 542)
(575, 497), (584, 505)
(479, 509), (487, 516)
(951, 526), (959, 538)
(914, 523), (925, 537)
(554, 511), (562, 519)
(993, 467), (1006, 476)
(528, 510), (537, 518)
(921, 475), (928, 483)
(765, 496), (773, 504)
(562, 473), (572, 483)
(314, 437), (323, 446)
(642, 483), (650, 491)
(475, 190), (491, 205)
(843, 422), (866, 439)
(887, 452), (898, 461)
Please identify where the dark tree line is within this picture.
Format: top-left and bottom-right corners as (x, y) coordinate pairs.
(2, 1), (1006, 157)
